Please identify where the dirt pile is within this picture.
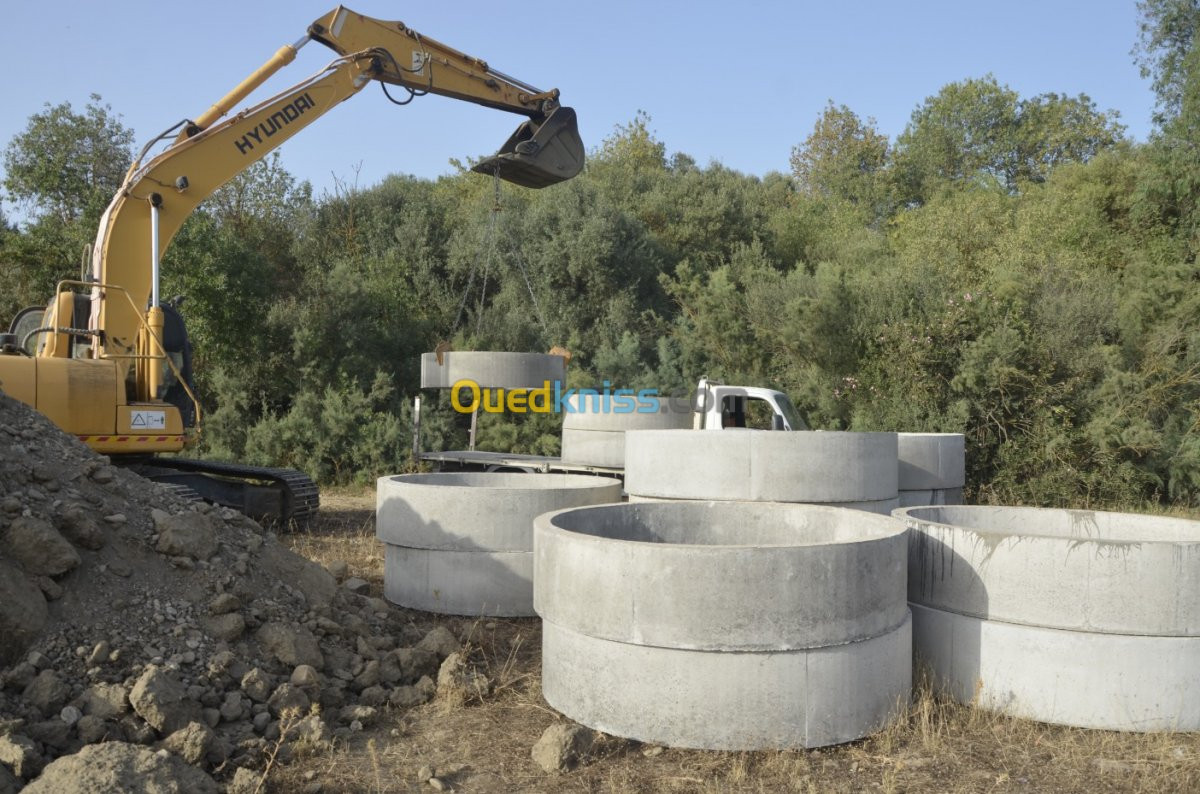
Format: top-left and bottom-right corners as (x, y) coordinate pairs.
(0, 392), (461, 791)
(22, 742), (219, 794)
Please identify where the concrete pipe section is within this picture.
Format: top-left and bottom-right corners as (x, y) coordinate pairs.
(377, 472), (622, 616)
(897, 487), (963, 508)
(897, 433), (965, 507)
(535, 501), (912, 749)
(624, 429), (899, 509)
(558, 393), (691, 468)
(419, 351), (565, 389)
(626, 493), (902, 515)
(559, 428), (625, 469)
(898, 504), (1200, 731)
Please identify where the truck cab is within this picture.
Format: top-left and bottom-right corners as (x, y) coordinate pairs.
(693, 378), (807, 431)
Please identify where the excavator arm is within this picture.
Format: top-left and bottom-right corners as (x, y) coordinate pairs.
(176, 6), (582, 185)
(89, 5), (583, 394)
(306, 7), (584, 188)
(309, 8), (556, 116)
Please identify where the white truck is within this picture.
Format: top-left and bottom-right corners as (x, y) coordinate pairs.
(412, 378), (806, 474)
(690, 377), (806, 432)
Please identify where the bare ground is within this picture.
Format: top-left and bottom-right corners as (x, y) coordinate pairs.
(270, 488), (1200, 794)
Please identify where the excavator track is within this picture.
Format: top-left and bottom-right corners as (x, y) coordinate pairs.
(125, 458), (319, 528)
(155, 481), (207, 505)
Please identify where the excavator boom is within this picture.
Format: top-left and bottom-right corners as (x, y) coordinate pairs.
(91, 4), (584, 384)
(0, 6), (584, 526)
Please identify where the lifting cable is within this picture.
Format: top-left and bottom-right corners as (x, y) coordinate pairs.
(451, 170), (553, 345)
(491, 171), (553, 344)
(508, 245), (550, 342)
(475, 241), (491, 335)
(451, 168), (500, 334)
(473, 171), (507, 335)
(351, 45), (558, 348)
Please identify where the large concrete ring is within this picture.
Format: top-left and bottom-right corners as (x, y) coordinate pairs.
(419, 351), (565, 389)
(560, 393), (692, 432)
(559, 394), (693, 467)
(377, 473), (622, 551)
(625, 493), (902, 515)
(536, 500), (910, 748)
(624, 430), (898, 503)
(898, 505), (1200, 635)
(541, 614), (912, 750)
(896, 488), (963, 508)
(559, 428), (625, 468)
(383, 545), (534, 617)
(912, 603), (1200, 731)
(897, 433), (965, 490)
(535, 501), (908, 650)
(376, 473), (622, 616)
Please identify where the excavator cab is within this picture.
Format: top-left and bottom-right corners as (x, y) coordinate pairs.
(474, 106), (584, 189)
(8, 306), (45, 356)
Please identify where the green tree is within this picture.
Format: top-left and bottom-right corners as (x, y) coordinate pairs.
(1135, 0), (1200, 125)
(2, 95), (133, 225)
(894, 76), (1122, 203)
(1014, 92), (1126, 183)
(1133, 2), (1200, 249)
(790, 102), (891, 214)
(893, 77), (1020, 201)
(0, 96), (136, 321)
(587, 111), (669, 208)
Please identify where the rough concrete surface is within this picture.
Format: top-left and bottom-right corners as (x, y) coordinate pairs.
(419, 351), (565, 389)
(624, 429), (898, 502)
(902, 504), (1200, 731)
(376, 473), (621, 616)
(900, 505), (1200, 635)
(541, 615), (912, 750)
(559, 393), (693, 432)
(557, 393), (692, 467)
(558, 428), (625, 468)
(896, 487), (964, 508)
(383, 544), (534, 617)
(376, 473), (622, 551)
(536, 500), (910, 749)
(896, 433), (965, 490)
(626, 493), (902, 515)
(535, 501), (907, 649)
(912, 603), (1200, 731)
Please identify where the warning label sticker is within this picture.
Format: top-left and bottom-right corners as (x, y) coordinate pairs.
(131, 410), (167, 430)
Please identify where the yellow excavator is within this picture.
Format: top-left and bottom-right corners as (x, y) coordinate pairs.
(0, 6), (584, 523)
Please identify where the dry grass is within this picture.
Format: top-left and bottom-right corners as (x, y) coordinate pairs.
(284, 486), (384, 587)
(269, 491), (1200, 793)
(256, 707), (313, 793)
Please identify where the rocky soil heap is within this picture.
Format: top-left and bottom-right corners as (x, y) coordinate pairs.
(0, 392), (462, 793)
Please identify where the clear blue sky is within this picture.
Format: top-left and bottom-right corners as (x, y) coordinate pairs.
(0, 0), (1154, 214)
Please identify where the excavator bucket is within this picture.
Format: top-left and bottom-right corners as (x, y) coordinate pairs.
(474, 106), (584, 188)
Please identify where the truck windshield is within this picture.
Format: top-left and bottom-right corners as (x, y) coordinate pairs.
(776, 395), (807, 430)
